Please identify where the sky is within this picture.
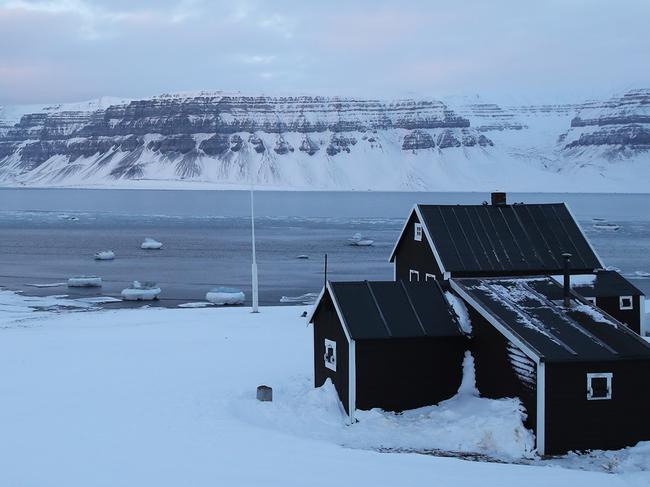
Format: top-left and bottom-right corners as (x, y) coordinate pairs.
(1, 0), (650, 105)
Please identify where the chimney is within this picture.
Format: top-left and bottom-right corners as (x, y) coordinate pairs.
(491, 192), (507, 206)
(562, 253), (572, 308)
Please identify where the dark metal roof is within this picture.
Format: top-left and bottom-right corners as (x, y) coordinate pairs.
(328, 280), (464, 340)
(416, 203), (602, 275)
(452, 276), (650, 363)
(549, 271), (643, 298)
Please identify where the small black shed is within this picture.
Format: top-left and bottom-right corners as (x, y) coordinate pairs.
(550, 271), (646, 335)
(451, 275), (650, 455)
(308, 280), (468, 420)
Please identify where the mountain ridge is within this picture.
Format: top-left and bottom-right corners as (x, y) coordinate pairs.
(1, 89), (649, 192)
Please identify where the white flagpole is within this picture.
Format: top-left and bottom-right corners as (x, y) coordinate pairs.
(250, 166), (259, 313)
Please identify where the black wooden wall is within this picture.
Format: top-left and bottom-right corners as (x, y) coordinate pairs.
(469, 308), (538, 432)
(355, 337), (467, 412)
(593, 295), (642, 335)
(312, 293), (350, 413)
(544, 359), (650, 454)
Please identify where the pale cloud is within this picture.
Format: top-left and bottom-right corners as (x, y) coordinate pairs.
(0, 0), (649, 104)
(239, 55), (276, 65)
(257, 13), (294, 39)
(0, 0), (200, 39)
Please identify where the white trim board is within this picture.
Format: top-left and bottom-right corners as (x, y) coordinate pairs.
(536, 361), (546, 455)
(306, 285), (327, 323)
(388, 206), (417, 263)
(641, 297), (647, 337)
(565, 203), (605, 270)
(321, 281), (356, 422)
(415, 205), (448, 277)
(348, 339), (356, 424)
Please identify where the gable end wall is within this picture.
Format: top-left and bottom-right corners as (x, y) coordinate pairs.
(394, 211), (443, 282)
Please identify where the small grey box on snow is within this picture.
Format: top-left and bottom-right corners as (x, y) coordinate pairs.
(256, 385), (273, 402)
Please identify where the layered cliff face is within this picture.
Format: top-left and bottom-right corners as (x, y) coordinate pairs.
(561, 89), (650, 155)
(0, 94), (496, 189)
(0, 90), (648, 191)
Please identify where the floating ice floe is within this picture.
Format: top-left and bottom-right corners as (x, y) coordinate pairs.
(177, 302), (213, 308)
(75, 296), (122, 304)
(280, 292), (320, 305)
(635, 271), (650, 278)
(68, 276), (102, 288)
(0, 290), (98, 323)
(58, 214), (79, 221)
(141, 238), (163, 250)
(94, 250), (115, 260)
(296, 255), (309, 260)
(24, 282), (67, 288)
(121, 281), (161, 301)
(206, 287), (245, 306)
(593, 222), (620, 231)
(348, 232), (374, 246)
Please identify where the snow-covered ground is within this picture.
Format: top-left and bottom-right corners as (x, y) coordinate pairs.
(0, 290), (649, 486)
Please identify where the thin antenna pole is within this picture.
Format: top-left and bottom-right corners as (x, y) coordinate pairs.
(324, 253), (328, 288)
(251, 169), (259, 313)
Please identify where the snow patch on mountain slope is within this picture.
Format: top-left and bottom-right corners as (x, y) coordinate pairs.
(2, 90), (650, 191)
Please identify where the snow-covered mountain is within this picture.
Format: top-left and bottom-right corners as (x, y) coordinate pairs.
(0, 89), (649, 191)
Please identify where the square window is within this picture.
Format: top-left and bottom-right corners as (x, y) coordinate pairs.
(585, 297), (596, 305)
(324, 339), (337, 371)
(414, 223), (423, 242)
(620, 296), (633, 310)
(587, 372), (612, 400)
(425, 273), (436, 282)
(409, 269), (420, 282)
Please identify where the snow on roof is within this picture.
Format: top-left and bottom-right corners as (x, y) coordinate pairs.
(550, 274), (597, 287)
(445, 291), (472, 334)
(550, 271), (643, 297)
(452, 276), (650, 363)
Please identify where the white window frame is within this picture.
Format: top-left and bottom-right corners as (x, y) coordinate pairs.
(619, 296), (633, 310)
(324, 339), (337, 371)
(587, 372), (613, 401)
(409, 269), (420, 282)
(425, 273), (436, 282)
(414, 222), (423, 242)
(585, 297), (596, 305)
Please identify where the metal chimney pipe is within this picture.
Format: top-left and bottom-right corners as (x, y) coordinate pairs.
(562, 253), (572, 308)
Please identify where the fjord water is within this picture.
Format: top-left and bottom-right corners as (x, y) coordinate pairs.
(0, 189), (649, 306)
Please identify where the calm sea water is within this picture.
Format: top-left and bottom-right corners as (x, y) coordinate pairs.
(0, 189), (649, 306)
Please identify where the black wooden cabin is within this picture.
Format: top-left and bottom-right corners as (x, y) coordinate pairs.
(308, 280), (468, 419)
(308, 193), (649, 455)
(389, 200), (603, 281)
(549, 271), (646, 335)
(451, 275), (650, 455)
(388, 195), (646, 335)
